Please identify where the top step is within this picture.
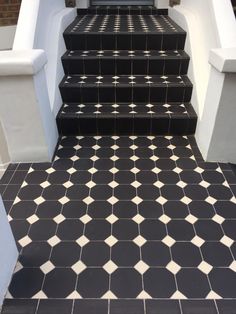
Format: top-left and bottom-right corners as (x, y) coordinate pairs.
(77, 5), (168, 16)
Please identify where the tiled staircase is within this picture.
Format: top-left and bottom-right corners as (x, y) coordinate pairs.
(57, 6), (197, 136)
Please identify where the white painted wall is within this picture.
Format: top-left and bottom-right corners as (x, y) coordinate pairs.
(169, 0), (236, 162)
(0, 196), (18, 306)
(0, 50), (58, 163)
(14, 0), (76, 115)
(0, 0), (77, 163)
(0, 26), (16, 50)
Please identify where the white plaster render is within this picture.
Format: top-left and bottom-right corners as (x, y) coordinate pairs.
(169, 0), (236, 162)
(0, 50), (58, 162)
(0, 26), (16, 51)
(0, 196), (18, 306)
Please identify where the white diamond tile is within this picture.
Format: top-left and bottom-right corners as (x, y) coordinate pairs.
(191, 235), (205, 247)
(72, 261), (86, 274)
(166, 261), (181, 275)
(134, 261), (149, 274)
(103, 260), (118, 274)
(133, 235), (147, 247)
(162, 235), (176, 247)
(105, 235), (118, 247)
(220, 235), (234, 248)
(53, 214), (66, 224)
(106, 214), (118, 224)
(40, 261), (55, 274)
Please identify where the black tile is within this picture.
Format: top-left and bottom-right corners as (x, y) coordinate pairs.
(113, 201), (137, 218)
(37, 300), (73, 314)
(51, 242), (81, 267)
(3, 184), (21, 200)
(57, 219), (83, 240)
(171, 242), (202, 267)
(36, 201), (62, 219)
(9, 171), (27, 184)
(176, 269), (210, 298)
(167, 220), (195, 241)
(77, 268), (109, 298)
(111, 242), (140, 266)
(144, 268), (176, 298)
(74, 300), (108, 314)
(184, 185), (208, 200)
(161, 185), (184, 200)
(10, 220), (30, 242)
(216, 300), (236, 314)
(19, 242), (51, 267)
(110, 300), (144, 314)
(111, 268), (142, 298)
(209, 268), (236, 298)
(163, 201), (188, 218)
(29, 220), (57, 241)
(201, 242), (233, 267)
(139, 201), (162, 218)
(214, 200), (236, 218)
(195, 220), (223, 241)
(43, 268), (76, 298)
(113, 219), (139, 240)
(81, 241), (110, 266)
(140, 219), (166, 240)
(10, 201), (37, 219)
(42, 185), (66, 200)
(62, 200), (86, 218)
(146, 300), (181, 314)
(1, 299), (38, 314)
(9, 268), (44, 298)
(188, 201), (214, 218)
(85, 220), (111, 240)
(0, 170), (14, 184)
(142, 241), (171, 266)
(181, 300), (218, 314)
(88, 201), (112, 218)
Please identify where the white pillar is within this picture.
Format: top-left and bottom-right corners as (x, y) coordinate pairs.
(0, 196), (18, 305)
(0, 50), (58, 163)
(197, 48), (236, 163)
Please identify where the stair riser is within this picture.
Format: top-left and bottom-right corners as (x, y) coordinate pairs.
(62, 58), (189, 75)
(64, 33), (186, 50)
(60, 86), (193, 103)
(77, 8), (168, 15)
(57, 116), (197, 136)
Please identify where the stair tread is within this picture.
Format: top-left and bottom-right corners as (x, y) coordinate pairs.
(58, 102), (197, 117)
(77, 6), (168, 16)
(62, 49), (189, 59)
(60, 74), (192, 87)
(65, 15), (185, 35)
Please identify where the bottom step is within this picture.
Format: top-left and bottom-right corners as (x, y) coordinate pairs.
(57, 103), (197, 136)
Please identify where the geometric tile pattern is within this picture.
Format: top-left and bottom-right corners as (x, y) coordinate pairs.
(69, 15), (180, 33)
(2, 135), (236, 304)
(59, 9), (196, 137)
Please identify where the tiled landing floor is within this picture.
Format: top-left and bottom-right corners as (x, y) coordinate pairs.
(1, 136), (236, 314)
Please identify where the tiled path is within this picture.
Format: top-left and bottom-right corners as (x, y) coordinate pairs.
(1, 136), (236, 313)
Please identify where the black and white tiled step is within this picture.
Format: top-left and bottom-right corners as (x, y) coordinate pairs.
(62, 50), (190, 75)
(77, 5), (168, 16)
(64, 15), (186, 50)
(59, 75), (192, 103)
(57, 103), (197, 135)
